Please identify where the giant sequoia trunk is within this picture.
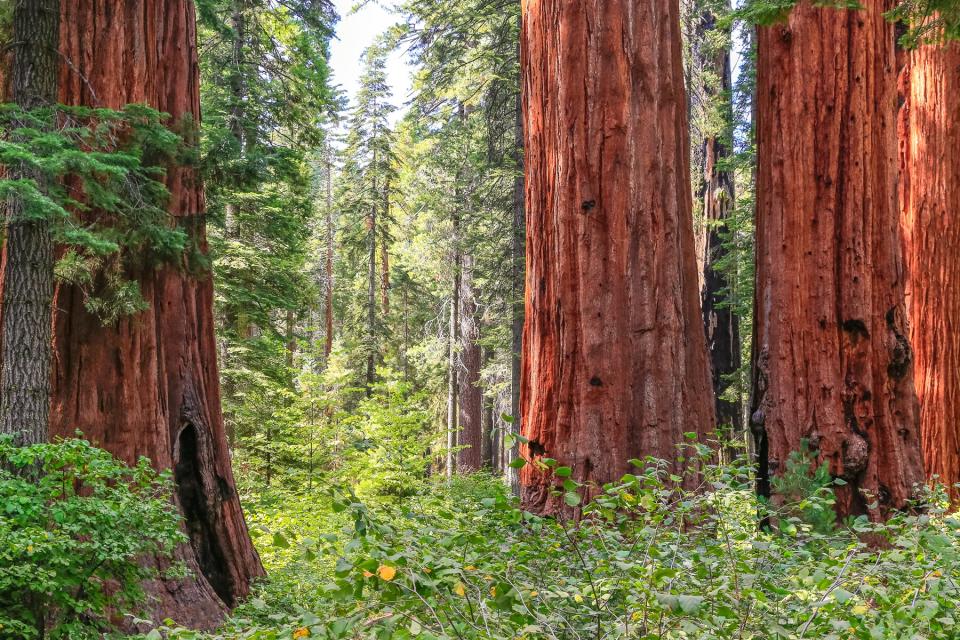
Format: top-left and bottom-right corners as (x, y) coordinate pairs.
(0, 0), (60, 446)
(52, 0), (263, 627)
(752, 0), (924, 518)
(519, 0), (715, 515)
(899, 39), (960, 496)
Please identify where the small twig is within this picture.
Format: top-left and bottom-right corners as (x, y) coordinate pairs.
(799, 550), (856, 638)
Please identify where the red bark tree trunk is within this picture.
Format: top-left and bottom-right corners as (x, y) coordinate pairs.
(899, 39), (960, 496)
(752, 0), (924, 518)
(519, 0), (715, 515)
(52, 0), (263, 627)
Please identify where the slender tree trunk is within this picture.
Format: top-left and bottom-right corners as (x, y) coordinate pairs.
(690, 3), (741, 447)
(401, 285), (410, 380)
(446, 297), (457, 478)
(324, 150), (335, 359)
(285, 309), (296, 369)
(366, 180), (378, 395)
(751, 0), (924, 519)
(0, 0), (60, 447)
(480, 347), (495, 469)
(519, 0), (715, 515)
(380, 176), (390, 317)
(508, 47), (524, 495)
(51, 0), (263, 627)
(457, 254), (483, 471)
(899, 38), (960, 496)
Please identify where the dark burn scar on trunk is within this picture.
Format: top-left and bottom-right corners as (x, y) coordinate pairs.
(528, 439), (546, 457)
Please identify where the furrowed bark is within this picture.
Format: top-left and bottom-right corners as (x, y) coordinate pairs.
(0, 0), (60, 447)
(52, 0), (264, 626)
(899, 38), (960, 497)
(752, 0), (924, 519)
(519, 0), (715, 515)
(508, 40), (524, 495)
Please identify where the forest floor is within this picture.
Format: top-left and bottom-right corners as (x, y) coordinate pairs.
(149, 457), (960, 640)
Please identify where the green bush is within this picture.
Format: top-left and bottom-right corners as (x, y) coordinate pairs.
(0, 437), (186, 639)
(153, 445), (960, 640)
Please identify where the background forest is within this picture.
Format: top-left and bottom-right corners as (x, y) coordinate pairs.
(2, 0), (960, 639)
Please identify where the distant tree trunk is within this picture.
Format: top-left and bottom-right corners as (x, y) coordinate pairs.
(400, 279), (410, 380)
(899, 39), (960, 496)
(365, 186), (378, 395)
(508, 48), (524, 495)
(52, 0), (264, 627)
(480, 347), (495, 469)
(690, 3), (742, 446)
(519, 0), (715, 515)
(446, 296), (457, 478)
(380, 177), (390, 317)
(752, 0), (924, 519)
(285, 310), (296, 368)
(457, 254), (483, 471)
(324, 150), (335, 359)
(0, 0), (60, 447)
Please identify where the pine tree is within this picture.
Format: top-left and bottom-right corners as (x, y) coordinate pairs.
(0, 0), (59, 446)
(337, 47), (397, 395)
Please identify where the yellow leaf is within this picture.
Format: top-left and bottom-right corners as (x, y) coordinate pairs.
(465, 565), (477, 571)
(490, 586), (497, 597)
(454, 582), (466, 597)
(484, 575), (493, 581)
(292, 628), (310, 639)
(423, 567), (432, 573)
(852, 604), (869, 615)
(529, 590), (539, 598)
(377, 565), (397, 581)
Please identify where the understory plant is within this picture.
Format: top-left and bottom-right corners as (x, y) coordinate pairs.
(151, 442), (960, 640)
(0, 437), (186, 639)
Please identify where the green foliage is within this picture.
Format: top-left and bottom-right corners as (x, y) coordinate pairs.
(735, 0), (960, 44)
(199, 0), (341, 471)
(734, 0), (863, 26)
(887, 0), (960, 45)
(0, 437), (185, 639)
(147, 450), (960, 640)
(339, 376), (434, 499)
(0, 103), (188, 323)
(770, 440), (838, 533)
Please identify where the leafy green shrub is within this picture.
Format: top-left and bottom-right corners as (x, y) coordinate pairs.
(0, 437), (186, 639)
(153, 444), (960, 640)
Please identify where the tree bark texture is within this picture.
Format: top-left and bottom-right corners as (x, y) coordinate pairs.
(457, 254), (483, 472)
(519, 0), (716, 515)
(508, 41), (524, 495)
(0, 0), (60, 447)
(752, 0), (924, 518)
(899, 39), (960, 496)
(51, 0), (264, 627)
